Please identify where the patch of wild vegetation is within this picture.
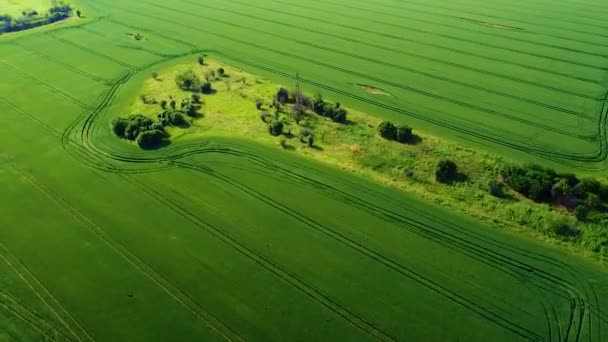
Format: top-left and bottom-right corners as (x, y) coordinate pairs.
(117, 56), (608, 259)
(0, 1), (80, 34)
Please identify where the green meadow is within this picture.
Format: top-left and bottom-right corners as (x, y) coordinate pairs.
(1, 0), (608, 341)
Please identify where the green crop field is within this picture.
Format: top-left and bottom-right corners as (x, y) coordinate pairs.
(1, 0), (608, 341)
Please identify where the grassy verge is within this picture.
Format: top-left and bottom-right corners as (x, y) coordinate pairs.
(123, 57), (608, 261)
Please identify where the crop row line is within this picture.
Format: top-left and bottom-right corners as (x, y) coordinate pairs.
(125, 2), (597, 136)
(204, 0), (602, 86)
(368, 0), (608, 40)
(310, 0), (608, 50)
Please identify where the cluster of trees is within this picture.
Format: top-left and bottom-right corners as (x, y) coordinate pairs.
(112, 101), (198, 148)
(256, 88), (322, 148)
(111, 115), (165, 149)
(175, 69), (214, 94)
(501, 164), (608, 220)
(0, 2), (74, 34)
(378, 121), (414, 143)
(311, 94), (347, 123)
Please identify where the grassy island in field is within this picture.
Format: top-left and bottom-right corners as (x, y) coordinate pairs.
(112, 57), (608, 259)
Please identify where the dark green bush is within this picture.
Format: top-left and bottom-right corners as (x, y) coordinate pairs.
(501, 164), (556, 202)
(378, 121), (397, 140)
(268, 120), (284, 136)
(330, 107), (347, 123)
(123, 115), (154, 140)
(435, 160), (458, 183)
(277, 87), (290, 104)
(201, 82), (213, 94)
(395, 125), (413, 143)
(111, 118), (128, 138)
(136, 129), (165, 149)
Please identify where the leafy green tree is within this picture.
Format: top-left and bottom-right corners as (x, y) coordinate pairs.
(160, 99), (167, 109)
(217, 67), (225, 76)
(198, 55), (204, 65)
(175, 70), (201, 91)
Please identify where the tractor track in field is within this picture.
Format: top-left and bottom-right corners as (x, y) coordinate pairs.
(194, 0), (602, 100)
(147, 0), (597, 123)
(113, 0), (601, 86)
(279, 0), (608, 59)
(3, 159), (242, 342)
(0, 241), (93, 342)
(191, 0), (608, 72)
(221, 1), (601, 85)
(179, 0), (601, 114)
(13, 42), (114, 86)
(308, 0), (608, 51)
(0, 60), (94, 111)
(0, 290), (73, 342)
(375, 0), (608, 40)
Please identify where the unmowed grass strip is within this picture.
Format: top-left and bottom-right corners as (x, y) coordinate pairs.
(128, 58), (608, 260)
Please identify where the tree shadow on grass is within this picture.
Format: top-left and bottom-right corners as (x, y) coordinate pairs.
(141, 139), (172, 150)
(407, 134), (422, 145)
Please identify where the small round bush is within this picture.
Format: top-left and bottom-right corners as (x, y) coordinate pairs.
(435, 159), (458, 184)
(268, 120), (284, 136)
(201, 82), (213, 94)
(378, 121), (397, 140)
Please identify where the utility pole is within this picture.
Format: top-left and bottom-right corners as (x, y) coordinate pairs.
(295, 72), (301, 104)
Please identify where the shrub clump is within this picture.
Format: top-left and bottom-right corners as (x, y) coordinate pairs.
(268, 120), (284, 136)
(311, 94), (348, 123)
(378, 121), (413, 143)
(201, 82), (213, 94)
(175, 70), (201, 91)
(501, 164), (608, 218)
(435, 160), (458, 184)
(136, 129), (165, 149)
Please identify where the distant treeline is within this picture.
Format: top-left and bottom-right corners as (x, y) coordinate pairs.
(0, 2), (74, 34)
